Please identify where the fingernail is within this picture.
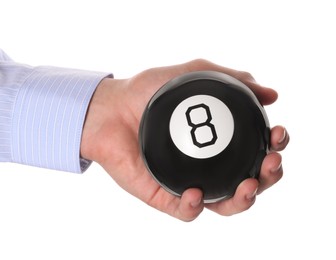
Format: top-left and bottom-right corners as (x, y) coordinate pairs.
(190, 198), (202, 208)
(271, 163), (282, 173)
(246, 188), (258, 201)
(278, 128), (287, 144)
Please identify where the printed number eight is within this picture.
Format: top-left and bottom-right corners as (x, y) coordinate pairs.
(185, 104), (218, 148)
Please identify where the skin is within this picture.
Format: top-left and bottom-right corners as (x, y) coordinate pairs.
(80, 59), (290, 222)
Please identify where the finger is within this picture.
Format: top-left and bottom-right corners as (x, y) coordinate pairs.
(242, 80), (278, 106)
(205, 178), (259, 216)
(270, 125), (290, 151)
(173, 188), (204, 222)
(145, 186), (204, 222)
(257, 152), (283, 195)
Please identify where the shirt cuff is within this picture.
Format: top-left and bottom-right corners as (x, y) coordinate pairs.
(11, 66), (112, 173)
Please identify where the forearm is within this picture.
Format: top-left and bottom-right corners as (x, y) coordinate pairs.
(0, 50), (112, 173)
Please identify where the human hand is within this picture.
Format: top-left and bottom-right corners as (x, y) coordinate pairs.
(81, 59), (290, 221)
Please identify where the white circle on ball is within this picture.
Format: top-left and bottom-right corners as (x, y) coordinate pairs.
(169, 95), (234, 159)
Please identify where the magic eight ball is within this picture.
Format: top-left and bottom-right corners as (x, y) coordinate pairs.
(139, 71), (270, 203)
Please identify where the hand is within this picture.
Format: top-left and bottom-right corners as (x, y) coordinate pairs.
(81, 59), (290, 221)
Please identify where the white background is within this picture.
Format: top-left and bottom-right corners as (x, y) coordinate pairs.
(1, 0), (335, 259)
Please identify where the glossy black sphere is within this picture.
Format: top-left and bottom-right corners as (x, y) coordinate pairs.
(139, 71), (270, 202)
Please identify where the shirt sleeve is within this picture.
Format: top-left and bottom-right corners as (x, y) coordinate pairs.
(0, 49), (112, 173)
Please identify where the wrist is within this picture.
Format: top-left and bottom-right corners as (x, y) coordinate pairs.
(80, 77), (126, 162)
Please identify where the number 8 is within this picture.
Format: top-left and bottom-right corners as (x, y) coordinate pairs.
(185, 104), (218, 148)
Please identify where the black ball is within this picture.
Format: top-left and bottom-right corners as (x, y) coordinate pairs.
(139, 71), (270, 202)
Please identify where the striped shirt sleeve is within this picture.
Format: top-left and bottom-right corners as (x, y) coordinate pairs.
(0, 49), (112, 173)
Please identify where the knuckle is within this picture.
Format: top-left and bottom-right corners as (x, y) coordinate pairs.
(237, 71), (255, 81)
(187, 58), (211, 70)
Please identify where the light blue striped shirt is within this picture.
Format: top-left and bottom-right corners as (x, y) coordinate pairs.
(0, 49), (112, 173)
